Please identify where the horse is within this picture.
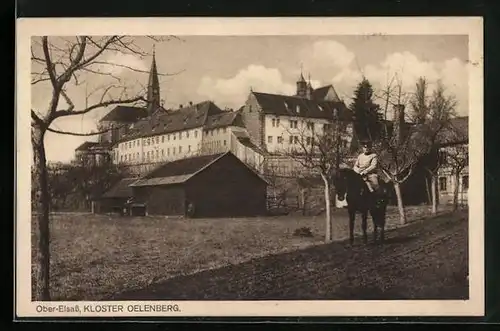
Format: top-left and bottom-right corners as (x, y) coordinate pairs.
(333, 168), (390, 245)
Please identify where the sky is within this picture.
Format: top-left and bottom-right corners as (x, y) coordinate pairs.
(31, 35), (469, 162)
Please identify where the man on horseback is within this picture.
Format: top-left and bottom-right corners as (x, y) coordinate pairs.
(353, 140), (380, 195)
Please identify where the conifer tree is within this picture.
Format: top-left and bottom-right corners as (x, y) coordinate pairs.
(349, 78), (384, 142)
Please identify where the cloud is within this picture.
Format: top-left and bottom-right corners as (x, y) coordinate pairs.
(302, 40), (356, 69)
(320, 48), (469, 116)
(197, 64), (295, 108)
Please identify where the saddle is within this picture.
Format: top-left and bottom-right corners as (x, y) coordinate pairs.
(360, 180), (385, 206)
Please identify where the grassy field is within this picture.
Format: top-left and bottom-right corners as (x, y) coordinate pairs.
(31, 205), (454, 300)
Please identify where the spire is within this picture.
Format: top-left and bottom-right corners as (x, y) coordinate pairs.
(146, 45), (160, 116)
(296, 63), (307, 97)
(298, 63), (306, 82)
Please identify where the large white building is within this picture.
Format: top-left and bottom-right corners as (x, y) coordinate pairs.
(240, 73), (354, 176)
(76, 51), (265, 175)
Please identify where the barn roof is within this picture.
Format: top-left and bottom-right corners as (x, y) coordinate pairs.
(100, 177), (137, 199)
(251, 91), (352, 121)
(130, 152), (269, 187)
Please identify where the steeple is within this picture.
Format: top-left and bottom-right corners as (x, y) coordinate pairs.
(146, 46), (160, 116)
(296, 64), (307, 97)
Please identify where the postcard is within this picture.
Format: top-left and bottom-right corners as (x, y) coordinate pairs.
(16, 17), (484, 318)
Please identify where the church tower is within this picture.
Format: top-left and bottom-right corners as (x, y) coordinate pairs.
(296, 66), (307, 98)
(146, 47), (161, 116)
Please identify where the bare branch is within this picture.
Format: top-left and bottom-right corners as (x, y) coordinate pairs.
(53, 95), (145, 119)
(47, 123), (126, 137)
(60, 89), (75, 112)
(41, 37), (58, 88)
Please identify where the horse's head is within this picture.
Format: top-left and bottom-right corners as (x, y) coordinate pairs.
(333, 168), (365, 202)
(333, 168), (351, 201)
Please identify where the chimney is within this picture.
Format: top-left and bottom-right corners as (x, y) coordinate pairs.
(393, 104), (405, 144)
(189, 101), (193, 106)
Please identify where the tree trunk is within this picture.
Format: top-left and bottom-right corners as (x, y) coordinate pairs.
(431, 175), (438, 214)
(321, 173), (332, 242)
(393, 181), (406, 224)
(300, 188), (308, 216)
(425, 177), (431, 205)
(453, 173), (460, 211)
(32, 126), (51, 301)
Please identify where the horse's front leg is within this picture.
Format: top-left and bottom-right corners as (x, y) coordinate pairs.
(361, 211), (368, 244)
(373, 222), (378, 244)
(348, 209), (355, 246)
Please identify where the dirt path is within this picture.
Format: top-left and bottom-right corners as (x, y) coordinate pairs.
(111, 211), (468, 300)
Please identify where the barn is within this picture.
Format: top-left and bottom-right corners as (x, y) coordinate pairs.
(129, 152), (269, 218)
(92, 177), (137, 214)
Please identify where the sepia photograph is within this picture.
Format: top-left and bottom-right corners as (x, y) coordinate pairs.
(16, 17), (484, 317)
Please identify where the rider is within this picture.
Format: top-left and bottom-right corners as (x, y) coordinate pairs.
(353, 140), (380, 194)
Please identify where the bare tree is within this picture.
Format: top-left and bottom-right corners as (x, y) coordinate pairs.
(374, 73), (427, 224)
(440, 124), (468, 210)
(30, 35), (179, 300)
(279, 113), (352, 242)
(375, 74), (458, 223)
(409, 78), (457, 214)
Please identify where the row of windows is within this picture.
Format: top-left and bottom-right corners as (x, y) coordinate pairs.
(439, 175), (469, 191)
(118, 145), (194, 162)
(204, 127), (227, 135)
(117, 139), (229, 163)
(266, 135), (348, 148)
(203, 140), (227, 149)
(439, 151), (469, 165)
(120, 127), (229, 150)
(121, 131), (199, 150)
(270, 118), (332, 131)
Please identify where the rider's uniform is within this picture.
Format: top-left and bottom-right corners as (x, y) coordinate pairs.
(353, 152), (379, 192)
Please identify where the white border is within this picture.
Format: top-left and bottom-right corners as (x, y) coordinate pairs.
(16, 17), (484, 318)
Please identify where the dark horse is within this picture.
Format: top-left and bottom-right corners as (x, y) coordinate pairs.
(333, 168), (390, 245)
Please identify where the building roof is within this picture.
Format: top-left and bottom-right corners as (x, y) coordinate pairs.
(99, 106), (149, 123)
(233, 132), (269, 155)
(437, 116), (469, 145)
(100, 177), (137, 199)
(204, 111), (244, 130)
(449, 116), (468, 136)
(251, 91), (352, 121)
(117, 101), (227, 143)
(130, 152), (268, 187)
(75, 141), (99, 151)
(312, 85), (341, 102)
(138, 153), (224, 181)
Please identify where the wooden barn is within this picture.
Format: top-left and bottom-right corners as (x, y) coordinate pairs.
(92, 177), (137, 214)
(129, 152), (269, 218)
